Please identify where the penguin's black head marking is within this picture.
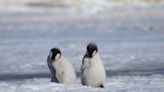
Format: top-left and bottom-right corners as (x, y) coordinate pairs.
(49, 48), (61, 60)
(86, 43), (98, 58)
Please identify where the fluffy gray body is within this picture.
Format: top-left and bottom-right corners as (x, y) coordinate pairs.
(81, 43), (106, 87)
(47, 48), (76, 84)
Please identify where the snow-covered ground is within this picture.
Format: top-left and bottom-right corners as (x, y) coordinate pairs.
(1, 75), (164, 92)
(0, 2), (164, 92)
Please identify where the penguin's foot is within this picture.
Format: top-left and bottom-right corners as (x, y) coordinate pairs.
(51, 80), (55, 82)
(51, 79), (58, 83)
(99, 84), (104, 88)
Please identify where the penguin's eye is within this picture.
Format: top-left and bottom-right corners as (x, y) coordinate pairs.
(49, 51), (53, 59)
(55, 53), (61, 60)
(92, 50), (97, 57)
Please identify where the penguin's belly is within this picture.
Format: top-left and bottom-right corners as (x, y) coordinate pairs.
(52, 57), (76, 84)
(55, 68), (76, 84)
(82, 66), (105, 87)
(54, 63), (76, 84)
(55, 68), (64, 83)
(62, 70), (76, 84)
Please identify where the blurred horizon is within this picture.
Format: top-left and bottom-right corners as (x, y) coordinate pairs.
(0, 0), (164, 15)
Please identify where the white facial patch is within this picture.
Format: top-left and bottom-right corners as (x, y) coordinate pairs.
(49, 51), (53, 59)
(55, 53), (61, 60)
(92, 50), (97, 56)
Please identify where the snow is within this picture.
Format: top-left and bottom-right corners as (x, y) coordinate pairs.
(0, 75), (164, 92)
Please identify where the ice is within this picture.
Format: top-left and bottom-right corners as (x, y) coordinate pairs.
(1, 10), (164, 74)
(0, 75), (164, 92)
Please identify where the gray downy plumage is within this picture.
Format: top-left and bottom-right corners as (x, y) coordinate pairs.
(81, 43), (106, 88)
(47, 48), (76, 84)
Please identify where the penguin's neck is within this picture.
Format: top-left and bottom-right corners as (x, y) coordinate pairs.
(56, 56), (69, 66)
(90, 53), (101, 64)
(52, 56), (64, 66)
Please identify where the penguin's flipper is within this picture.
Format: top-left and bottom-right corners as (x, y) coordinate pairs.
(47, 56), (58, 83)
(81, 58), (90, 72)
(50, 68), (58, 83)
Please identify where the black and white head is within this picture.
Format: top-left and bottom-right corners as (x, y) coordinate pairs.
(49, 48), (61, 61)
(86, 43), (98, 58)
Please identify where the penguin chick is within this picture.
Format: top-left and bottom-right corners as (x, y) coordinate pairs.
(81, 43), (106, 88)
(47, 48), (76, 84)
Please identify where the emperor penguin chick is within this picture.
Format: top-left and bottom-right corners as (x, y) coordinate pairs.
(47, 48), (76, 84)
(81, 43), (106, 88)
